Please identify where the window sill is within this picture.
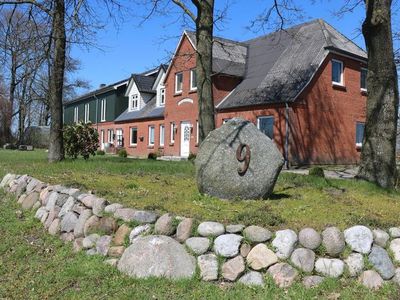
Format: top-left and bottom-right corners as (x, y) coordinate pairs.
(189, 89), (197, 94)
(147, 145), (155, 149)
(159, 146), (164, 149)
(332, 83), (346, 91)
(356, 143), (362, 151)
(129, 145), (137, 148)
(361, 89), (368, 95)
(174, 92), (182, 97)
(169, 143), (175, 146)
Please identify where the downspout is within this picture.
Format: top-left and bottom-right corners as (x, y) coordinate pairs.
(93, 94), (99, 131)
(285, 102), (290, 169)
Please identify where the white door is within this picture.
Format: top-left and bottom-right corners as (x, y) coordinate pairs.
(180, 122), (191, 158)
(100, 130), (105, 150)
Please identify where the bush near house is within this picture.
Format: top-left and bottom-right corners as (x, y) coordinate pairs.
(117, 148), (128, 158)
(64, 122), (99, 160)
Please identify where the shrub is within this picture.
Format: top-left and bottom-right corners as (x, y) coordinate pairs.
(63, 122), (99, 160)
(96, 150), (105, 156)
(148, 152), (157, 160)
(117, 148), (128, 158)
(309, 166), (325, 178)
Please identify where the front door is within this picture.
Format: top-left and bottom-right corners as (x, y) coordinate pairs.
(180, 122), (191, 158)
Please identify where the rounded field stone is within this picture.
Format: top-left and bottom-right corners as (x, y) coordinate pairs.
(247, 243), (278, 270)
(185, 237), (210, 255)
(368, 245), (395, 280)
(198, 222), (224, 237)
(373, 229), (390, 248)
(113, 224), (132, 246)
(268, 263), (298, 288)
(238, 271), (264, 286)
(222, 256), (245, 281)
(129, 224), (152, 243)
(344, 253), (364, 277)
(344, 225), (373, 254)
(197, 254), (218, 281)
(390, 239), (400, 262)
(176, 218), (193, 242)
(243, 225), (272, 243)
(299, 228), (321, 250)
(359, 270), (383, 290)
(195, 118), (284, 200)
(272, 229), (298, 259)
(226, 224), (245, 234)
(389, 227), (400, 238)
(96, 235), (112, 256)
(213, 234), (243, 258)
(290, 248), (315, 273)
(322, 227), (345, 257)
(315, 258), (345, 278)
(154, 213), (175, 236)
(303, 275), (324, 288)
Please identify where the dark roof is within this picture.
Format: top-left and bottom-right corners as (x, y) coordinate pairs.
(217, 19), (367, 110)
(132, 74), (157, 93)
(186, 31), (248, 77)
(114, 96), (164, 122)
(63, 78), (129, 105)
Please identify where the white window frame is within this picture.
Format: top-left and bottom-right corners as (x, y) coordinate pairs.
(332, 59), (344, 86)
(100, 99), (106, 122)
(100, 130), (105, 144)
(73, 106), (79, 123)
(107, 129), (114, 144)
(190, 69), (197, 91)
(257, 116), (274, 140)
(170, 122), (175, 144)
(116, 128), (123, 147)
(159, 125), (165, 147)
(159, 88), (165, 106)
(148, 126), (155, 146)
(356, 122), (365, 148)
(130, 127), (138, 146)
(131, 94), (139, 111)
(175, 72), (183, 93)
(84, 103), (90, 123)
(360, 67), (368, 92)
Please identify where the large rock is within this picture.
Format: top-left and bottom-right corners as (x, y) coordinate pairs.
(60, 212), (78, 232)
(176, 218), (193, 242)
(73, 209), (92, 238)
(0, 173), (16, 189)
(154, 213), (175, 235)
(92, 197), (107, 217)
(117, 235), (196, 279)
(290, 248), (315, 273)
(58, 196), (75, 217)
(104, 203), (123, 214)
(198, 222), (224, 237)
(344, 253), (364, 277)
(344, 225), (373, 254)
(268, 263), (298, 288)
(389, 227), (400, 238)
(315, 258), (345, 278)
(83, 215), (100, 236)
(321, 227), (345, 257)
(373, 229), (390, 248)
(213, 234), (243, 258)
(238, 271), (264, 286)
(243, 225), (272, 243)
(198, 254), (218, 281)
(48, 218), (61, 235)
(185, 237), (210, 255)
(272, 229), (297, 259)
(222, 256), (245, 281)
(21, 192), (39, 210)
(299, 228), (321, 250)
(195, 118), (284, 199)
(114, 208), (157, 224)
(390, 239), (400, 262)
(246, 243), (278, 270)
(368, 245), (395, 280)
(96, 235), (112, 256)
(359, 270), (383, 290)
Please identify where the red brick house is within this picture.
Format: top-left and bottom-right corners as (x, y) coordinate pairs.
(64, 19), (368, 165)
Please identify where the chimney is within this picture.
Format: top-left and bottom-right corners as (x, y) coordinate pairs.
(99, 83), (106, 88)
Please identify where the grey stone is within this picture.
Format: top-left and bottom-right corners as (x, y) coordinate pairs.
(243, 225), (272, 243)
(45, 192), (59, 210)
(105, 258), (119, 267)
(80, 194), (96, 208)
(26, 178), (41, 193)
(154, 213), (175, 235)
(108, 246), (125, 257)
(299, 228), (321, 250)
(73, 209), (92, 238)
(246, 243), (278, 270)
(272, 229), (298, 259)
(0, 174), (16, 189)
(198, 221), (225, 237)
(60, 212), (78, 232)
(195, 118), (284, 199)
(373, 229), (390, 248)
(48, 218), (61, 235)
(368, 245), (395, 280)
(58, 196), (75, 217)
(129, 224), (152, 243)
(118, 235), (196, 279)
(60, 232), (75, 243)
(39, 188), (50, 205)
(321, 227), (345, 257)
(72, 204), (87, 215)
(82, 234), (100, 249)
(44, 206), (61, 229)
(96, 235), (112, 256)
(17, 194), (26, 204)
(213, 234), (243, 258)
(226, 224), (245, 233)
(392, 268), (400, 286)
(21, 192), (39, 210)
(86, 248), (97, 256)
(198, 254), (218, 281)
(290, 248), (315, 273)
(222, 256), (245, 281)
(303, 275), (324, 288)
(359, 270), (383, 290)
(238, 271), (264, 286)
(315, 258), (345, 278)
(55, 193), (69, 207)
(32, 201), (41, 210)
(389, 227), (400, 238)
(114, 208), (157, 224)
(176, 218), (193, 242)
(344, 253), (364, 277)
(35, 207), (48, 220)
(83, 215), (100, 236)
(92, 197), (107, 217)
(344, 225), (373, 254)
(104, 203), (123, 214)
(240, 243), (251, 257)
(390, 239), (400, 262)
(268, 263), (298, 288)
(185, 237), (210, 255)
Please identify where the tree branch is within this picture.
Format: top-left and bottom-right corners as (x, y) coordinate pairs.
(0, 1), (51, 15)
(172, 0), (196, 22)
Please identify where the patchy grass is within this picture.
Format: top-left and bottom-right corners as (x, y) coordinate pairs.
(1, 192), (399, 299)
(1, 149), (400, 231)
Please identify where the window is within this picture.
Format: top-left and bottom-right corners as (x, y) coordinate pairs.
(160, 125), (165, 146)
(100, 99), (106, 122)
(332, 59), (344, 85)
(148, 126), (155, 146)
(356, 122), (365, 147)
(257, 116), (274, 139)
(84, 103), (90, 123)
(130, 127), (138, 145)
(170, 122), (175, 143)
(74, 106), (79, 123)
(100, 130), (105, 144)
(131, 94), (139, 110)
(190, 69), (197, 90)
(361, 68), (367, 91)
(159, 88), (165, 106)
(107, 129), (114, 144)
(116, 129), (123, 147)
(175, 72), (183, 93)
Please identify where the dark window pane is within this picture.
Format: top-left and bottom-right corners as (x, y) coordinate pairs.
(258, 117), (274, 139)
(356, 123), (365, 144)
(332, 61), (342, 83)
(361, 69), (367, 90)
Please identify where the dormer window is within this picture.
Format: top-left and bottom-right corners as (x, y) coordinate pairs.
(131, 94), (139, 110)
(175, 72), (183, 94)
(160, 88), (165, 106)
(190, 69), (197, 91)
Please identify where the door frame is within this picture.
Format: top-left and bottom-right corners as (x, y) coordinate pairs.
(180, 121), (191, 158)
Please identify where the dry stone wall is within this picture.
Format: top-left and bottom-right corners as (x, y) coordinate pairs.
(2, 173), (400, 290)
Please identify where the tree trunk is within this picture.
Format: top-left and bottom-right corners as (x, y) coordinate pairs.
(6, 52), (17, 143)
(48, 0), (66, 162)
(195, 0), (215, 142)
(357, 0), (399, 188)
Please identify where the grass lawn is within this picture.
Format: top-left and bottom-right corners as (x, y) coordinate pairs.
(1, 149), (400, 231)
(1, 191), (399, 299)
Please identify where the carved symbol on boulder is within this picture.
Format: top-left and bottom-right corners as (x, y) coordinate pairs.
(236, 144), (250, 176)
